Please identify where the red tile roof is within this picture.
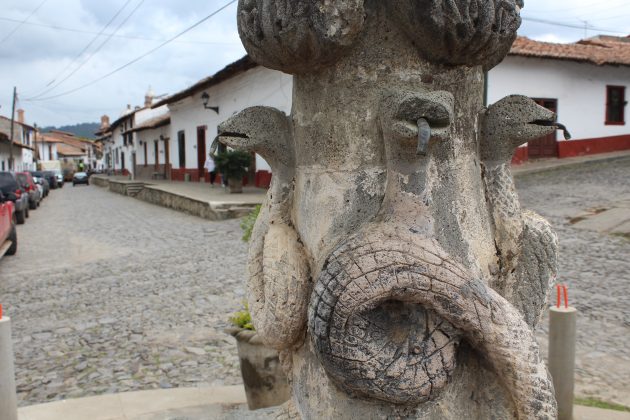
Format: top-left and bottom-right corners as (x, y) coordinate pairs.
(510, 35), (630, 67)
(56, 143), (85, 157)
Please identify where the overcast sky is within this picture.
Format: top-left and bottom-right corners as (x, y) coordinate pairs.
(1, 0), (629, 127)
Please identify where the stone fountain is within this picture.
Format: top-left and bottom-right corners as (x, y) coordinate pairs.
(219, 1), (565, 418)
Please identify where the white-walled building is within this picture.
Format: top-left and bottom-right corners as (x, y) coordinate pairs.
(99, 35), (628, 181)
(488, 35), (630, 162)
(128, 114), (171, 179)
(36, 135), (59, 161)
(152, 35), (628, 175)
(38, 130), (103, 172)
(0, 111), (36, 172)
(152, 57), (292, 183)
(99, 90), (169, 177)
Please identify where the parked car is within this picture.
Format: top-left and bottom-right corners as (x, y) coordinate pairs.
(41, 171), (59, 189)
(54, 170), (64, 188)
(17, 172), (42, 210)
(0, 172), (29, 224)
(31, 171), (51, 197)
(0, 191), (17, 257)
(33, 175), (49, 197)
(72, 172), (89, 186)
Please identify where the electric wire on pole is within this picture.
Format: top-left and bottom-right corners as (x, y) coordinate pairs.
(25, 0), (237, 102)
(9, 87), (17, 171)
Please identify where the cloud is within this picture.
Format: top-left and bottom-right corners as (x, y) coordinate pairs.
(529, 33), (574, 44)
(0, 0), (627, 127)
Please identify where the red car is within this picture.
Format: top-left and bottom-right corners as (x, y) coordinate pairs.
(17, 172), (42, 210)
(0, 190), (17, 258)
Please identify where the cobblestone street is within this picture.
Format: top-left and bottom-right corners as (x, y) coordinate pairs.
(1, 156), (629, 408)
(0, 185), (247, 406)
(517, 156), (630, 406)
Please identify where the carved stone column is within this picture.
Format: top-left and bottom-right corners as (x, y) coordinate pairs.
(219, 1), (562, 419)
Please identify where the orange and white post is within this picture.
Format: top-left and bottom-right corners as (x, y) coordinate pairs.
(0, 304), (18, 420)
(548, 284), (577, 420)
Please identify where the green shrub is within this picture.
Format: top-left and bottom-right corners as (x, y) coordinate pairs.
(229, 304), (254, 330)
(240, 204), (261, 242)
(213, 150), (251, 181)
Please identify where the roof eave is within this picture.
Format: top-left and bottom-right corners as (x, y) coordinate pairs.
(152, 55), (258, 109)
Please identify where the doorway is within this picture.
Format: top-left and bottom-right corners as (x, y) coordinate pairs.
(529, 98), (559, 159)
(164, 138), (170, 178)
(154, 141), (159, 170)
(196, 126), (206, 182)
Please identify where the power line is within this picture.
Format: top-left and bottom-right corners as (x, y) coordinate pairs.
(522, 16), (628, 34)
(29, 0), (145, 100)
(26, 0), (237, 102)
(0, 0), (49, 45)
(41, 0), (134, 91)
(0, 16), (239, 45)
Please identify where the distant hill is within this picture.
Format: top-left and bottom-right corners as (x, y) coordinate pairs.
(42, 122), (100, 139)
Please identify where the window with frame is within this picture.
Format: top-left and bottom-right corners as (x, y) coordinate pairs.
(606, 85), (626, 125)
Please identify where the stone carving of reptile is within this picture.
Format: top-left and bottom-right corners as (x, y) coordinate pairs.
(218, 1), (566, 418)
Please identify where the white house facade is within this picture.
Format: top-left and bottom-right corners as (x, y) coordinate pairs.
(488, 35), (630, 162)
(0, 111), (36, 172)
(100, 91), (169, 177)
(152, 57), (292, 183)
(99, 35), (628, 182)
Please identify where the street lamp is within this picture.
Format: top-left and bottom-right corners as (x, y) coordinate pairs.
(201, 92), (219, 114)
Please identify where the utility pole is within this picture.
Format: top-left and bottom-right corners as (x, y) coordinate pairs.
(34, 123), (39, 168)
(9, 87), (16, 171)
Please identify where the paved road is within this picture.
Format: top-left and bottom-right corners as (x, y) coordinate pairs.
(1, 157), (629, 408)
(0, 184), (247, 405)
(517, 156), (630, 407)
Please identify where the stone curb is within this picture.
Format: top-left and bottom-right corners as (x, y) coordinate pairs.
(16, 386), (630, 420)
(513, 151), (630, 177)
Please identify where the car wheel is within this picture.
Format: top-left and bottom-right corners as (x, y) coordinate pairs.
(16, 209), (25, 224)
(6, 224), (17, 256)
(25, 206), (29, 218)
(30, 200), (37, 210)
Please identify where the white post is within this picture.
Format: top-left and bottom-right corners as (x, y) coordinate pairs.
(0, 313), (18, 420)
(548, 285), (577, 420)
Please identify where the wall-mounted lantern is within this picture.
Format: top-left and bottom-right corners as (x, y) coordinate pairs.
(201, 92), (219, 114)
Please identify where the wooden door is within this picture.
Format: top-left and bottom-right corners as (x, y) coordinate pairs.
(528, 98), (558, 159)
(196, 126), (206, 182)
(164, 138), (170, 178)
(154, 141), (159, 170)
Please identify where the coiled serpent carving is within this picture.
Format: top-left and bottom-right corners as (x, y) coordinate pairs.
(221, 1), (563, 418)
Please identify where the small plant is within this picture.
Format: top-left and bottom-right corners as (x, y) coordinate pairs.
(230, 303), (254, 331)
(241, 204), (261, 242)
(213, 150), (252, 181)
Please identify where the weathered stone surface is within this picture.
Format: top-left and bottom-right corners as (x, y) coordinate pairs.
(227, 1), (560, 418)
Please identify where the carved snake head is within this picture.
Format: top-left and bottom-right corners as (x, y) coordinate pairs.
(217, 106), (294, 170)
(381, 90), (455, 161)
(481, 95), (569, 163)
